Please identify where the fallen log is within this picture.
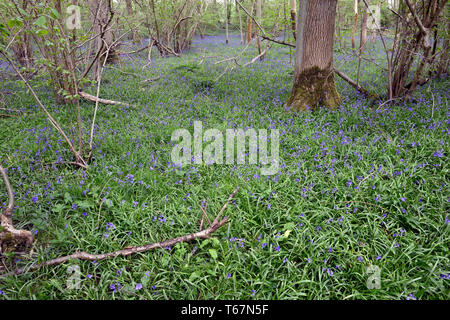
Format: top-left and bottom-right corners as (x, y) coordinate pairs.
(79, 91), (130, 106)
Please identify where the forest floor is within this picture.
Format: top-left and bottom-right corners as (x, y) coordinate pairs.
(0, 34), (448, 299)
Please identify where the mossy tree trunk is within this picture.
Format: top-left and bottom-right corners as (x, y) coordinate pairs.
(286, 0), (341, 111)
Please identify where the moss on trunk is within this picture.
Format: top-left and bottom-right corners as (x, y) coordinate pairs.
(287, 65), (341, 111)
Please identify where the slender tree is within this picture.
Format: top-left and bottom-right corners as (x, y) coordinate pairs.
(225, 0), (229, 44)
(286, 0), (341, 111)
(256, 0), (262, 55)
(352, 0), (358, 49)
(290, 0), (297, 40)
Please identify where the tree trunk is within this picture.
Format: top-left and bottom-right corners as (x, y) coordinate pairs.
(437, 20), (449, 76)
(125, 0), (138, 42)
(237, 0), (244, 43)
(246, 1), (254, 43)
(360, 1), (369, 51)
(225, 0), (229, 44)
(352, 0), (358, 49)
(286, 0), (341, 111)
(290, 0), (297, 40)
(12, 0), (33, 69)
(88, 0), (118, 80)
(256, 0), (262, 57)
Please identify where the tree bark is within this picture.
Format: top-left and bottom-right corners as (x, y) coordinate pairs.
(125, 0), (138, 42)
(237, 0), (244, 43)
(290, 0), (297, 40)
(256, 0), (262, 57)
(352, 0), (358, 49)
(360, 1), (369, 51)
(88, 0), (118, 80)
(12, 0), (33, 69)
(225, 0), (229, 44)
(246, 1), (254, 43)
(286, 0), (341, 111)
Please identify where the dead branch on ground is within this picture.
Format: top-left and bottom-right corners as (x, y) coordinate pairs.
(0, 164), (34, 255)
(0, 188), (238, 277)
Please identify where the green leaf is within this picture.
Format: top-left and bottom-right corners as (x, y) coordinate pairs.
(208, 249), (218, 260)
(18, 8), (28, 17)
(282, 229), (292, 239)
(140, 275), (150, 287)
(50, 8), (61, 19)
(36, 29), (48, 36)
(52, 203), (66, 213)
(188, 271), (200, 282)
(64, 192), (73, 203)
(34, 16), (47, 28)
(8, 17), (23, 28)
(104, 198), (113, 208)
(0, 23), (10, 39)
(200, 239), (211, 248)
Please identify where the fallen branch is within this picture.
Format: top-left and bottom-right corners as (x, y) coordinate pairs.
(118, 44), (150, 55)
(140, 76), (161, 85)
(105, 66), (141, 78)
(0, 164), (34, 254)
(334, 68), (377, 99)
(0, 108), (23, 113)
(243, 43), (271, 67)
(79, 91), (130, 106)
(0, 188), (239, 277)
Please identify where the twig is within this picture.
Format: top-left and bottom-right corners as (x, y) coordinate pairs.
(199, 198), (210, 231)
(261, 35), (295, 48)
(0, 108), (24, 113)
(0, 188), (239, 277)
(357, 171), (376, 191)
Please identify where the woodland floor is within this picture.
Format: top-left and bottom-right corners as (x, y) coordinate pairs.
(0, 34), (448, 299)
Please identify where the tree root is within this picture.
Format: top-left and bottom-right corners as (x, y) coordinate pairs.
(0, 188), (239, 277)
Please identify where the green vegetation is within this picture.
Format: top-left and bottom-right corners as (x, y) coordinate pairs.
(0, 36), (448, 299)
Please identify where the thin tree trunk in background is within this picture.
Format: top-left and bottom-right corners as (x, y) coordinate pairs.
(290, 0), (297, 40)
(370, 3), (377, 44)
(356, 0), (369, 85)
(150, 0), (166, 56)
(125, 0), (138, 42)
(360, 1), (368, 51)
(88, 0), (118, 80)
(247, 1), (254, 43)
(352, 0), (358, 49)
(283, 0), (287, 41)
(225, 0), (229, 44)
(336, 0), (343, 48)
(437, 20), (449, 76)
(287, 0), (341, 111)
(12, 0), (33, 69)
(237, 0), (244, 43)
(256, 0), (262, 56)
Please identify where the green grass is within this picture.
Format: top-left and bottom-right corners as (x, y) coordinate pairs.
(0, 35), (448, 299)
